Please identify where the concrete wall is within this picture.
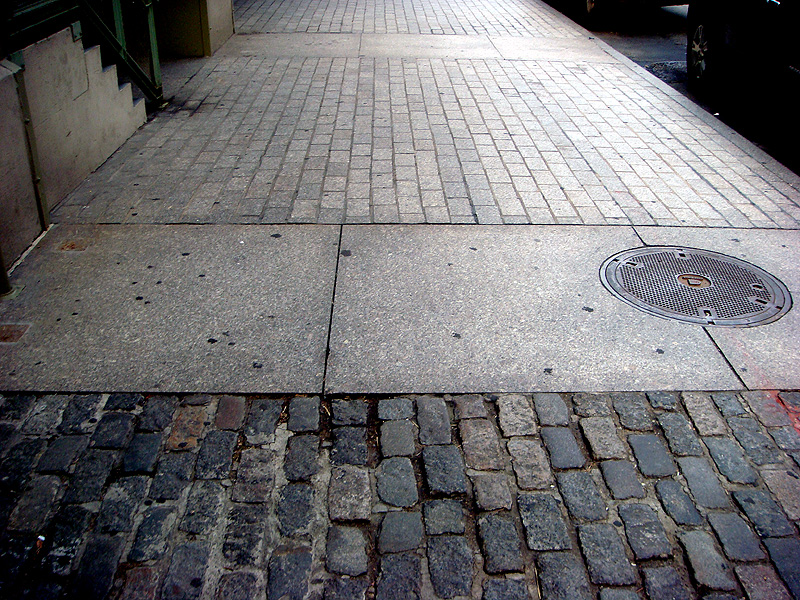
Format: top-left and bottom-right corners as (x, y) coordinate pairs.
(0, 63), (42, 265)
(157, 0), (234, 57)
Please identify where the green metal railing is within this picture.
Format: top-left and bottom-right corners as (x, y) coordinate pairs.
(2, 0), (164, 106)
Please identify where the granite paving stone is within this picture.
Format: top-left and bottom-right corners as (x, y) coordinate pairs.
(764, 537), (800, 599)
(427, 535), (473, 598)
(150, 452), (195, 501)
(612, 393), (654, 431)
(58, 394), (102, 435)
(43, 504), (94, 576)
(682, 392), (727, 436)
(244, 399), (282, 445)
(64, 448), (118, 503)
(680, 530), (737, 591)
(70, 535), (125, 599)
(379, 511), (423, 553)
(507, 437), (554, 489)
(618, 503), (671, 560)
(331, 426), (369, 465)
(335, 399), (370, 425)
(733, 489), (795, 537)
(195, 430), (238, 479)
(471, 471), (512, 511)
(482, 579), (530, 600)
(728, 417), (783, 465)
(423, 499), (465, 535)
(122, 432), (162, 473)
(678, 457), (730, 509)
(324, 578), (370, 600)
(655, 479), (703, 525)
(557, 470), (607, 521)
(537, 552), (593, 600)
(703, 436), (758, 484)
(496, 394), (537, 436)
(711, 392), (747, 417)
(599, 590), (644, 600)
(36, 435), (89, 473)
(165, 405), (207, 451)
(578, 523), (637, 585)
(216, 572), (261, 600)
(629, 434), (676, 477)
(458, 419), (505, 470)
(416, 396), (451, 445)
(518, 492), (572, 551)
(761, 468), (800, 519)
(478, 512), (524, 573)
(90, 412), (135, 449)
(646, 392), (679, 411)
(422, 445), (467, 495)
(6, 475), (61, 532)
(231, 448), (275, 503)
(328, 526), (368, 575)
(572, 393), (612, 417)
(96, 476), (148, 533)
(129, 505), (178, 561)
(532, 393), (570, 426)
(329, 465), (371, 521)
(21, 395), (68, 436)
(222, 503), (269, 566)
(376, 553), (421, 600)
(277, 483), (314, 536)
(285, 434), (320, 481)
(541, 427), (586, 469)
(377, 457), (418, 507)
(288, 396), (320, 432)
(600, 460), (645, 499)
(163, 541), (209, 600)
(657, 413), (703, 456)
(708, 511), (765, 561)
(741, 391), (793, 427)
(770, 426), (800, 451)
(380, 420), (417, 457)
(139, 396), (178, 432)
(735, 563), (793, 600)
(214, 395), (247, 430)
(643, 566), (694, 600)
(180, 480), (225, 535)
(453, 395), (487, 420)
(581, 417), (627, 459)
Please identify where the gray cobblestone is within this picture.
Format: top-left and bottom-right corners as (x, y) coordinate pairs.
(657, 413), (703, 456)
(58, 394), (102, 435)
(0, 394), (34, 421)
(613, 393), (653, 431)
(497, 394), (537, 436)
(376, 552), (421, 600)
(91, 412), (135, 448)
(656, 479), (703, 525)
(123, 432), (162, 473)
(244, 398), (282, 445)
(599, 590), (643, 600)
(163, 541), (209, 600)
(647, 391), (678, 411)
(708, 511), (765, 561)
(379, 511), (423, 553)
(129, 505), (177, 561)
(733, 489), (795, 537)
(232, 447), (275, 503)
(683, 392), (727, 436)
(7, 475), (61, 532)
(214, 395), (246, 430)
(324, 578), (369, 600)
(43, 504), (93, 576)
(102, 393), (141, 411)
(423, 444), (467, 495)
(541, 427), (586, 469)
(764, 537), (800, 599)
(572, 392), (612, 417)
(71, 534), (125, 599)
(417, 396), (451, 445)
(139, 396), (178, 432)
(36, 435), (88, 473)
(581, 417), (627, 459)
(680, 530), (736, 591)
(478, 512), (523, 573)
(196, 430), (237, 479)
(532, 393), (570, 426)
(537, 552), (593, 600)
(507, 437), (553, 490)
(334, 399), (369, 425)
(324, 468), (368, 525)
(150, 452), (195, 501)
(380, 420), (417, 457)
(223, 503), (269, 566)
(482, 579), (529, 600)
(216, 572), (261, 600)
(97, 476), (148, 533)
(600, 460), (644, 499)
(0, 439), (45, 492)
(377, 457), (418, 507)
(736, 563), (793, 600)
(578, 523), (637, 585)
(460, 418), (504, 470)
(423, 499), (464, 535)
(678, 457), (730, 508)
(288, 395), (320, 432)
(741, 391), (793, 427)
(428, 535), (473, 598)
(728, 416), (782, 465)
(770, 426), (800, 450)
(332, 426), (369, 465)
(643, 567), (693, 600)
(181, 480), (225, 535)
(21, 395), (67, 436)
(711, 392), (746, 417)
(703, 436), (758, 484)
(277, 483), (314, 536)
(328, 526), (368, 575)
(378, 398), (413, 421)
(453, 394), (487, 420)
(285, 434), (320, 481)
(557, 470), (607, 521)
(629, 434), (676, 477)
(518, 492), (572, 551)
(618, 503), (671, 560)
(64, 448), (118, 503)
(471, 471), (512, 510)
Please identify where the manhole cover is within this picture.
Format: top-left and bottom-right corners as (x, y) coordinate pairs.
(600, 246), (792, 327)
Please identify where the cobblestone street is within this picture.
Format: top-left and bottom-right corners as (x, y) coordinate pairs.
(1, 391), (799, 599)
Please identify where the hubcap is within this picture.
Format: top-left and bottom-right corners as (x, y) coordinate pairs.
(690, 24), (708, 78)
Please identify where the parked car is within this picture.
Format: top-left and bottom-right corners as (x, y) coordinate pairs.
(686, 0), (800, 100)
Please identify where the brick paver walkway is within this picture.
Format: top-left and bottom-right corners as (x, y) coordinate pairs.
(1, 391), (799, 599)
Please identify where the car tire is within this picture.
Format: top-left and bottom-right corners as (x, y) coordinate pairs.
(686, 3), (718, 99)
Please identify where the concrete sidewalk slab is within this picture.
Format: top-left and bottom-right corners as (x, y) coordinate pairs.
(326, 225), (741, 393)
(636, 227), (800, 390)
(359, 34), (501, 58)
(490, 35), (614, 61)
(218, 33), (362, 57)
(0, 225), (339, 393)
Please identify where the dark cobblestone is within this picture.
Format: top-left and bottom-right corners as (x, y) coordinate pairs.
(507, 437), (553, 489)
(91, 412), (135, 448)
(329, 465), (371, 521)
(728, 416), (783, 465)
(422, 445), (467, 495)
(460, 418), (503, 469)
(43, 504), (93, 575)
(764, 537), (800, 599)
(657, 413), (703, 456)
(678, 457), (730, 508)
(285, 434), (319, 481)
(277, 483), (314, 536)
(680, 530), (736, 591)
(573, 393), (612, 417)
(708, 511), (765, 561)
(139, 396), (178, 431)
(129, 505), (177, 561)
(0, 533), (34, 591)
(376, 552), (421, 600)
(150, 452), (195, 501)
(58, 394), (102, 434)
(771, 426), (800, 450)
(599, 589), (644, 600)
(63, 448), (117, 503)
(0, 394), (34, 421)
(324, 578), (369, 600)
(417, 396), (451, 445)
(181, 480), (224, 534)
(735, 563), (793, 600)
(377, 398), (413, 421)
(472, 471), (512, 510)
(328, 525), (368, 575)
(223, 503), (268, 566)
(427, 535), (473, 598)
(537, 552), (593, 600)
(331, 426), (368, 465)
(656, 479), (703, 525)
(380, 420), (416, 457)
(643, 566), (693, 600)
(518, 492), (572, 550)
(629, 434), (676, 477)
(196, 430), (237, 479)
(36, 435), (88, 473)
(377, 457), (418, 507)
(618, 503), (671, 560)
(379, 511), (423, 553)
(478, 512), (523, 573)
(288, 396), (320, 432)
(0, 423), (16, 457)
(21, 394), (67, 435)
(734, 489), (795, 537)
(244, 398), (282, 445)
(214, 395), (246, 430)
(647, 391), (678, 411)
(163, 541), (209, 600)
(105, 392), (144, 411)
(613, 393), (653, 431)
(533, 393), (570, 426)
(423, 499), (464, 535)
(183, 394), (213, 406)
(557, 470), (607, 521)
(70, 534), (125, 599)
(453, 394), (487, 420)
(600, 460), (644, 499)
(333, 399), (369, 425)
(711, 392), (746, 417)
(123, 432), (162, 473)
(231, 448), (275, 502)
(216, 572), (261, 600)
(97, 475), (148, 533)
(703, 436), (757, 484)
(482, 579), (529, 600)
(1, 439), (46, 492)
(7, 474), (61, 531)
(497, 394), (537, 436)
(578, 522), (637, 585)
(581, 417), (627, 459)
(541, 427), (586, 469)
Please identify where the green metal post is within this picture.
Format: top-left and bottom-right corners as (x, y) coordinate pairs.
(0, 246), (13, 298)
(144, 0), (162, 97)
(111, 0), (126, 51)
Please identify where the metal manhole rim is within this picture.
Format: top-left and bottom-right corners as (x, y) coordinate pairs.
(600, 245), (793, 327)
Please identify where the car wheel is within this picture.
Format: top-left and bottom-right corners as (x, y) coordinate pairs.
(686, 4), (719, 98)
(576, 0), (602, 26)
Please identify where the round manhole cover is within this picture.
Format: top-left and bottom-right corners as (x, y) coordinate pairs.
(600, 246), (792, 327)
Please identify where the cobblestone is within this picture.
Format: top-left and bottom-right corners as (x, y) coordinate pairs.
(657, 413), (703, 456)
(427, 535), (473, 598)
(629, 434), (676, 477)
(376, 553), (421, 600)
(762, 468), (800, 519)
(328, 526), (368, 575)
(647, 392), (678, 411)
(518, 492), (572, 551)
(680, 530), (736, 591)
(380, 420), (417, 457)
(578, 522), (637, 585)
(216, 572), (261, 600)
(377, 457), (418, 507)
(711, 392), (747, 417)
(708, 511), (765, 561)
(507, 437), (553, 489)
(618, 503), (671, 560)
(129, 505), (177, 561)
(538, 552), (593, 600)
(231, 448), (275, 502)
(735, 563), (793, 600)
(150, 452), (195, 500)
(581, 417), (627, 460)
(733, 489), (795, 537)
(460, 418), (504, 469)
(214, 395), (246, 430)
(741, 391), (793, 427)
(678, 456), (730, 509)
(163, 541), (209, 600)
(277, 482), (314, 536)
(36, 435), (88, 473)
(329, 465), (371, 521)
(600, 460), (644, 499)
(334, 399), (370, 425)
(58, 394), (102, 435)
(572, 393), (612, 417)
(71, 534), (125, 599)
(613, 393), (653, 431)
(138, 396), (177, 432)
(682, 392), (727, 436)
(196, 430), (237, 479)
(287, 395), (320, 432)
(7, 474), (61, 532)
(655, 479), (703, 525)
(703, 436), (758, 484)
(324, 578), (369, 600)
(482, 579), (529, 600)
(764, 537), (800, 599)
(64, 448), (118, 503)
(557, 470), (607, 521)
(541, 427), (586, 469)
(166, 405), (207, 451)
(379, 511), (423, 553)
(91, 412), (135, 449)
(97, 476), (148, 533)
(417, 396), (451, 445)
(771, 426), (800, 451)
(471, 471), (512, 510)
(453, 394), (487, 420)
(532, 393), (570, 426)
(244, 398), (282, 445)
(331, 426), (369, 465)
(478, 512), (523, 573)
(728, 416), (783, 465)
(423, 499), (464, 535)
(423, 444), (467, 495)
(223, 503), (269, 566)
(44, 504), (93, 575)
(496, 394), (537, 436)
(643, 566), (693, 600)
(181, 480), (225, 534)
(122, 432), (162, 473)
(285, 434), (320, 481)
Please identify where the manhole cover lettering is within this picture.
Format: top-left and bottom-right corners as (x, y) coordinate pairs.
(601, 246), (792, 327)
